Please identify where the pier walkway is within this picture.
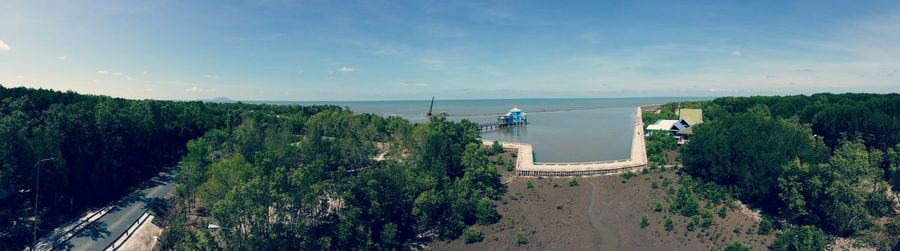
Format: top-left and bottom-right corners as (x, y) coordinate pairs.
(478, 121), (525, 131)
(482, 107), (647, 177)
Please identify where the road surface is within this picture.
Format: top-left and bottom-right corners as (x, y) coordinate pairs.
(54, 170), (176, 251)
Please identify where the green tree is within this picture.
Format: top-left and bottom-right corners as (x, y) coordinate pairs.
(758, 217), (773, 235)
(770, 226), (827, 251)
(724, 241), (750, 251)
(681, 105), (828, 210)
(672, 185), (700, 216)
(491, 140), (504, 155)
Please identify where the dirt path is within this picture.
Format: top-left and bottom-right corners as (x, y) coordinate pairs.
(588, 182), (619, 250)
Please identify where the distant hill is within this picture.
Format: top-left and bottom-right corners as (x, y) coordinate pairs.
(204, 97), (238, 103)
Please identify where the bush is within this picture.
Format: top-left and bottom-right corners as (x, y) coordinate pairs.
(620, 171), (637, 180)
(770, 225), (827, 251)
(701, 210), (714, 229)
(640, 216), (649, 229)
(526, 180), (534, 189)
(758, 217), (773, 235)
(463, 227), (484, 244)
(475, 198), (500, 224)
(664, 218), (674, 232)
(651, 181), (659, 189)
(506, 162), (514, 172)
(491, 141), (504, 155)
(686, 216), (699, 231)
(515, 232), (528, 245)
(654, 203), (663, 212)
(671, 185), (700, 216)
(568, 177), (579, 187)
(724, 241), (750, 251)
(717, 206), (728, 218)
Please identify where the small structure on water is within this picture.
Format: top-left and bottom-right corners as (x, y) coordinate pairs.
(498, 106), (527, 125)
(425, 96), (448, 117)
(479, 106), (528, 131)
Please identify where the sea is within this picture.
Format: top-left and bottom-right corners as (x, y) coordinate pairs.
(256, 97), (711, 162)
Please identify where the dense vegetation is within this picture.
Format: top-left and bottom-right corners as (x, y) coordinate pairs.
(0, 86), (504, 249)
(0, 86), (340, 248)
(679, 93), (900, 248)
(160, 106), (503, 249)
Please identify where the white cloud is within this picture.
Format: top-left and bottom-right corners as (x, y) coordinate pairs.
(0, 40), (9, 52)
(57, 56), (68, 61)
(731, 50), (743, 57)
(185, 87), (216, 92)
(337, 66), (355, 73)
(96, 70), (110, 75)
(15, 75), (24, 79)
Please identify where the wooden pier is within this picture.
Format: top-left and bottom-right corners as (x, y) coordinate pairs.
(479, 121), (526, 131)
(481, 107), (648, 177)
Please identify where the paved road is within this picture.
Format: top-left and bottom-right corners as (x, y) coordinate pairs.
(55, 170), (176, 251)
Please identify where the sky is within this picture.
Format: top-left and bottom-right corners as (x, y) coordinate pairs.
(1, 0), (899, 101)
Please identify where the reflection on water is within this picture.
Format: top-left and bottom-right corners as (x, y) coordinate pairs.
(480, 107), (635, 162)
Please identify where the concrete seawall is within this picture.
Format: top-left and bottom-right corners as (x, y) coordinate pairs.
(482, 107), (648, 177)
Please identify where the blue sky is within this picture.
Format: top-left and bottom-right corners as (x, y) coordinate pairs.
(1, 0), (899, 100)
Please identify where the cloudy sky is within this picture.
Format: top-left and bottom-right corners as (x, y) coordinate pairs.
(1, 0), (899, 100)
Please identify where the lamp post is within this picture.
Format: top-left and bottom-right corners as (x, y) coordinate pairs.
(32, 158), (55, 251)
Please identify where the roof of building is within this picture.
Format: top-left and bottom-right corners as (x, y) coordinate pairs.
(646, 119), (679, 131)
(509, 106), (522, 113)
(677, 109), (704, 125)
(677, 126), (694, 135)
(671, 120), (689, 131)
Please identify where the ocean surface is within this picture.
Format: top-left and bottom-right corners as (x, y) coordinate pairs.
(256, 97), (710, 162)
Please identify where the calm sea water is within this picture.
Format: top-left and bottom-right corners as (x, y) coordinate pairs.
(256, 97), (709, 162)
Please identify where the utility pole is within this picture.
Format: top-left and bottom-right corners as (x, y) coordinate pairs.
(32, 158), (55, 251)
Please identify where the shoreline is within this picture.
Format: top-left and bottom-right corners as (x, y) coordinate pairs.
(481, 106), (648, 177)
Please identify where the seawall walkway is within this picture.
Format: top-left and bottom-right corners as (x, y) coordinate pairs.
(482, 107), (648, 177)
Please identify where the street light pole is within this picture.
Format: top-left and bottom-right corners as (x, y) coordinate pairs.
(32, 158), (55, 251)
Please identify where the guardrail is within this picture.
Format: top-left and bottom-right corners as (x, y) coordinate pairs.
(37, 197), (120, 251)
(105, 210), (151, 251)
(517, 165), (643, 177)
(535, 159), (630, 166)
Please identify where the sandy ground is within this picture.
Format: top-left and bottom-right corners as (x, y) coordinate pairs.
(118, 214), (163, 251)
(429, 159), (775, 251)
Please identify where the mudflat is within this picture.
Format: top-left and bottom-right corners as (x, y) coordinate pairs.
(430, 167), (774, 250)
